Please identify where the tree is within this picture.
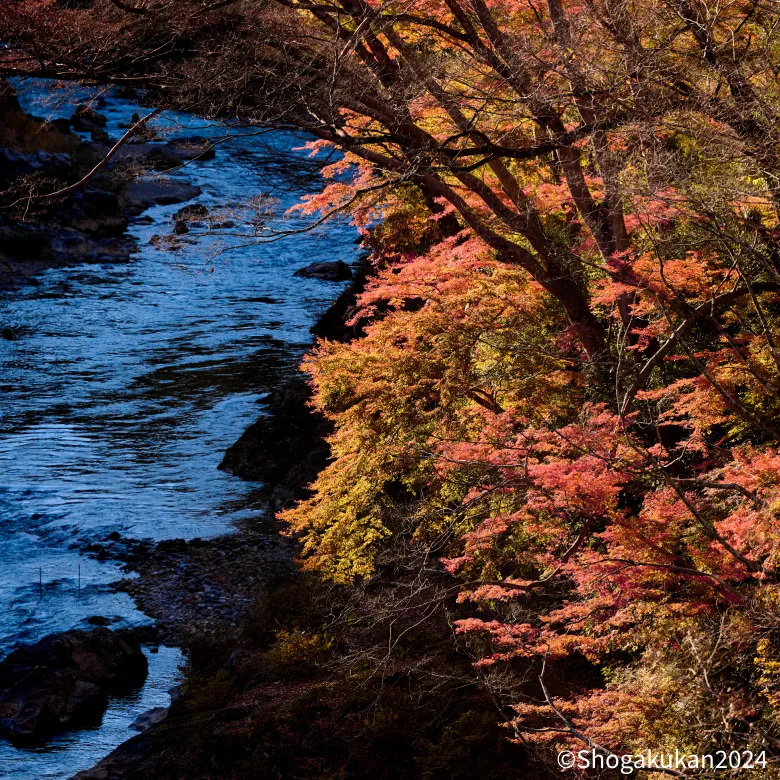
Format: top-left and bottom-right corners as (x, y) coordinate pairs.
(4, 0), (780, 771)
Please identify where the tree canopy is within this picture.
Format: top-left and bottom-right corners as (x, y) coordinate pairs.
(4, 0), (780, 771)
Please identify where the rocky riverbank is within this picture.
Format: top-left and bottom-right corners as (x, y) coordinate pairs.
(49, 244), (374, 779)
(0, 79), (204, 289)
(80, 531), (296, 647)
(0, 628), (147, 744)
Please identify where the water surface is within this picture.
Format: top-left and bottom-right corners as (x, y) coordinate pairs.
(0, 82), (358, 778)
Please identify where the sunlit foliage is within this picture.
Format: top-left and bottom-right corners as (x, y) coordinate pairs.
(4, 0), (780, 770)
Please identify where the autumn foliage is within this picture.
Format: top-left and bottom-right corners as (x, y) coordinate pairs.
(3, 0), (780, 773)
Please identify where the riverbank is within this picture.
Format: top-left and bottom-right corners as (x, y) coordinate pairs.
(0, 80), (203, 289)
(67, 254), (527, 780)
(0, 79), (365, 779)
(66, 267), (367, 778)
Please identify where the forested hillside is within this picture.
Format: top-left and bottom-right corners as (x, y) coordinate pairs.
(3, 0), (780, 775)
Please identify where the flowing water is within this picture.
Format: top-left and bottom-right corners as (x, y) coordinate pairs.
(0, 82), (359, 778)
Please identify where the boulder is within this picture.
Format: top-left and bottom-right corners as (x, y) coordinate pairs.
(310, 254), (371, 341)
(169, 137), (216, 162)
(0, 225), (51, 261)
(90, 127), (111, 146)
(123, 179), (202, 213)
(174, 203), (209, 221)
(85, 616), (111, 627)
(70, 104), (108, 131)
(143, 146), (184, 171)
(219, 375), (331, 495)
(0, 628), (148, 743)
(129, 706), (168, 732)
(293, 260), (352, 281)
(0, 147), (76, 188)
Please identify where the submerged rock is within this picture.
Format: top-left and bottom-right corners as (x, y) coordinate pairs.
(85, 616), (111, 626)
(0, 628), (148, 743)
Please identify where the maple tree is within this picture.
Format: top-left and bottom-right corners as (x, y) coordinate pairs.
(3, 0), (780, 773)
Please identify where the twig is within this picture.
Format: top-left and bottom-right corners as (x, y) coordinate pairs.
(40, 109), (160, 201)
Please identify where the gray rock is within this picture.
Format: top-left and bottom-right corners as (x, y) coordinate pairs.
(293, 260), (352, 281)
(123, 179), (202, 212)
(129, 706), (168, 732)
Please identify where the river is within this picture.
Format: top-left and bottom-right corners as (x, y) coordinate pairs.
(0, 82), (359, 778)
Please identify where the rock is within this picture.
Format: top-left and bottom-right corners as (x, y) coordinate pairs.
(0, 147), (76, 189)
(72, 104), (107, 128)
(85, 616), (111, 627)
(169, 137), (216, 162)
(70, 105), (108, 136)
(219, 375), (330, 494)
(0, 628), (148, 742)
(78, 189), (124, 220)
(156, 538), (188, 554)
(168, 685), (183, 707)
(143, 146), (183, 171)
(174, 203), (209, 222)
(50, 117), (72, 134)
(115, 139), (214, 170)
(123, 179), (202, 212)
(129, 706), (168, 732)
(293, 260), (352, 281)
(71, 729), (154, 780)
(90, 127), (111, 146)
(173, 221), (189, 235)
(311, 254), (371, 342)
(0, 225), (51, 261)
(222, 256), (370, 492)
(118, 112), (141, 130)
